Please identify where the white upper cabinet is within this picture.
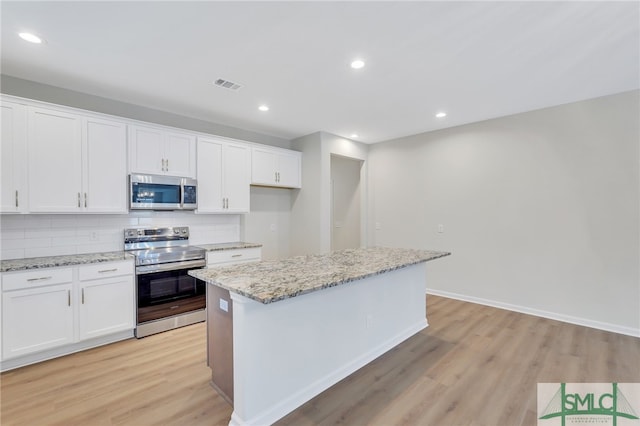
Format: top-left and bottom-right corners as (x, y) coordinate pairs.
(84, 117), (127, 213)
(28, 107), (83, 213)
(197, 137), (250, 213)
(251, 146), (301, 188)
(27, 106), (128, 214)
(128, 124), (196, 178)
(1, 100), (27, 213)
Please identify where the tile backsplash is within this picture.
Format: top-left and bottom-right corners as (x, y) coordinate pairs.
(0, 212), (241, 260)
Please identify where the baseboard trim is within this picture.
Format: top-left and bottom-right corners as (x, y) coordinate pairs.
(426, 288), (640, 338)
(0, 329), (134, 372)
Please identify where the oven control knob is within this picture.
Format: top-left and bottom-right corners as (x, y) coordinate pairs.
(181, 228), (187, 234)
(174, 229), (180, 234)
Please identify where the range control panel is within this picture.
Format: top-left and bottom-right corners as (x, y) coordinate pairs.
(124, 226), (189, 242)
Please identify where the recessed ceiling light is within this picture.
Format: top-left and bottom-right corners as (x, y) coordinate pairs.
(258, 105), (269, 112)
(18, 32), (42, 44)
(350, 133), (359, 139)
(435, 112), (447, 118)
(350, 59), (365, 70)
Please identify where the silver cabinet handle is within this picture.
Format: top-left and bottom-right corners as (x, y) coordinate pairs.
(15, 190), (18, 208)
(166, 159), (169, 171)
(84, 192), (87, 208)
(27, 276), (53, 282)
(77, 192), (81, 207)
(98, 268), (118, 273)
(231, 254), (242, 258)
(81, 288), (85, 304)
(68, 290), (71, 306)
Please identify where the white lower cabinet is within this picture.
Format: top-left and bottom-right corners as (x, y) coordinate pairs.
(206, 247), (262, 267)
(1, 260), (135, 370)
(2, 283), (74, 359)
(78, 262), (135, 341)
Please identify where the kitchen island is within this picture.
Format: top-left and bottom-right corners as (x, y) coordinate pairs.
(189, 247), (450, 426)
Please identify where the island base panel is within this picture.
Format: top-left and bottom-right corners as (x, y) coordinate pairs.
(228, 262), (428, 426)
(206, 284), (234, 405)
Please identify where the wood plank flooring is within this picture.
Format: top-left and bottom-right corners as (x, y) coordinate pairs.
(1, 295), (638, 425)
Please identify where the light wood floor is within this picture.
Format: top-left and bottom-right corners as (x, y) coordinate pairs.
(1, 295), (638, 425)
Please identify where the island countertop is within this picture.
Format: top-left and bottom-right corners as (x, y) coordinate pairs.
(188, 247), (450, 304)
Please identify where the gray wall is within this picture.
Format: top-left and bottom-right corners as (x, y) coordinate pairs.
(368, 90), (639, 334)
(291, 132), (368, 256)
(0, 75), (291, 148)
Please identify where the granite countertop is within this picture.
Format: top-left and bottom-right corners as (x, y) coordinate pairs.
(189, 247), (450, 304)
(0, 251), (133, 273)
(196, 242), (262, 251)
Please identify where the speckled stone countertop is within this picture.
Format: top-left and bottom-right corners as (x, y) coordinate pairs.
(0, 251), (133, 273)
(189, 247), (450, 304)
(196, 242), (262, 251)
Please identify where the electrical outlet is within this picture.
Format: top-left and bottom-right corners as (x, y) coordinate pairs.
(375, 222), (381, 230)
(90, 231), (99, 241)
(219, 298), (229, 312)
(437, 224), (444, 234)
(270, 223), (277, 232)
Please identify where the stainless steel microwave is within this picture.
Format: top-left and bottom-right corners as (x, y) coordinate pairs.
(129, 174), (197, 210)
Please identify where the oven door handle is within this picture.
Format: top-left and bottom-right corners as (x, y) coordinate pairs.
(136, 259), (206, 275)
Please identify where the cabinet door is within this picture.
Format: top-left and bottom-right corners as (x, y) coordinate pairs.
(2, 284), (74, 359)
(78, 276), (134, 341)
(197, 138), (224, 212)
(224, 142), (250, 212)
(277, 151), (302, 188)
(0, 101), (27, 213)
(83, 117), (128, 213)
(128, 125), (164, 175)
(28, 107), (83, 212)
(251, 147), (278, 186)
(165, 131), (196, 178)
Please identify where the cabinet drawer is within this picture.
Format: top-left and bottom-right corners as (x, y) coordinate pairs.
(79, 260), (134, 281)
(2, 268), (73, 291)
(206, 248), (261, 267)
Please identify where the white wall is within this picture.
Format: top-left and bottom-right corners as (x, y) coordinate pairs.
(290, 132), (323, 256)
(1, 212), (240, 260)
(368, 90), (640, 335)
(331, 155), (362, 251)
(241, 186), (291, 260)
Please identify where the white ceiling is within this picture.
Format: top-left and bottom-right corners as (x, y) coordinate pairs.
(1, 1), (638, 144)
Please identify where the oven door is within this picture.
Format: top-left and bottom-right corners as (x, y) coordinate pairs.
(136, 261), (206, 324)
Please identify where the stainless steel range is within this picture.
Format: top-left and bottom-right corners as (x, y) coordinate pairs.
(124, 226), (206, 338)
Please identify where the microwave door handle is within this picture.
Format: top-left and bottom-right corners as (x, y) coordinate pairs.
(180, 179), (185, 209)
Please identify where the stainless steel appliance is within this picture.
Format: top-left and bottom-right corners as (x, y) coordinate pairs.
(124, 226), (206, 338)
(129, 174), (197, 210)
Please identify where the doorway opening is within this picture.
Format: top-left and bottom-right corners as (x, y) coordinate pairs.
(330, 155), (363, 251)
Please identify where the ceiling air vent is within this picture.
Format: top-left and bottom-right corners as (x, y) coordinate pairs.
(214, 78), (242, 91)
